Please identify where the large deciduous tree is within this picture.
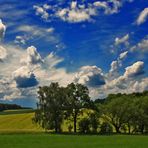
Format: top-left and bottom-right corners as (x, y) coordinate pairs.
(33, 83), (66, 133)
(65, 83), (91, 133)
(102, 95), (128, 133)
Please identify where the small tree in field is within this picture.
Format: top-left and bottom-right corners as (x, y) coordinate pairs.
(33, 83), (66, 133)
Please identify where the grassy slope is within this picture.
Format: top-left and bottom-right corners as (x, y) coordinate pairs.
(0, 109), (93, 133)
(0, 109), (42, 133)
(0, 110), (148, 148)
(0, 134), (148, 148)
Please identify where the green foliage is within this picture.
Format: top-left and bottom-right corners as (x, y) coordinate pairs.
(65, 83), (91, 133)
(33, 83), (67, 133)
(100, 122), (113, 134)
(102, 91), (148, 134)
(79, 118), (90, 133)
(0, 103), (24, 111)
(33, 83), (148, 135)
(88, 112), (99, 133)
(34, 82), (92, 133)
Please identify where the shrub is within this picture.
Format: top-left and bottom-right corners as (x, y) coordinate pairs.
(100, 122), (113, 134)
(79, 118), (90, 133)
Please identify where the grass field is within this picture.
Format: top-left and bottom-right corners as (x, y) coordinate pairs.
(0, 109), (42, 133)
(0, 109), (89, 133)
(0, 109), (148, 148)
(0, 134), (148, 148)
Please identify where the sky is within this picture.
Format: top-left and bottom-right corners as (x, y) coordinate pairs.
(0, 0), (148, 108)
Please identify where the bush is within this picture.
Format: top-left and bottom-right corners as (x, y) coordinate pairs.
(100, 122), (113, 134)
(68, 124), (73, 133)
(89, 113), (99, 133)
(79, 118), (90, 133)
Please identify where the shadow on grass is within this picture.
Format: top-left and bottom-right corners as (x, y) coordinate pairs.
(44, 131), (148, 136)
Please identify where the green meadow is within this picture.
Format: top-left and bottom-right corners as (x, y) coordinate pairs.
(0, 109), (42, 133)
(0, 109), (91, 133)
(0, 134), (148, 148)
(0, 109), (148, 148)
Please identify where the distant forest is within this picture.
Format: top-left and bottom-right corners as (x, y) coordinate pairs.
(0, 103), (29, 111)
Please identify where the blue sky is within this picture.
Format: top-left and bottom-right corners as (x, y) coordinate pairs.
(0, 0), (148, 107)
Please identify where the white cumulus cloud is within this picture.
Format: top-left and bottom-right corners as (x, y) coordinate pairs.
(74, 65), (105, 87)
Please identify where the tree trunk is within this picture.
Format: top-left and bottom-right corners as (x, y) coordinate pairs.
(128, 123), (131, 134)
(74, 111), (77, 133)
(140, 124), (144, 134)
(115, 125), (120, 133)
(55, 119), (58, 133)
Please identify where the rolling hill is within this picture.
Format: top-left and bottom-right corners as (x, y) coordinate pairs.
(0, 109), (43, 133)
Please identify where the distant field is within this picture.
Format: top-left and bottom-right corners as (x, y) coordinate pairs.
(0, 134), (148, 148)
(0, 109), (42, 133)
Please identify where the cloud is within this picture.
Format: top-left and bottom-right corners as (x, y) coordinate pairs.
(0, 45), (7, 61)
(13, 66), (38, 88)
(109, 60), (119, 78)
(108, 51), (128, 79)
(0, 44), (74, 100)
(105, 53), (145, 94)
(74, 66), (105, 87)
(3, 89), (22, 101)
(107, 61), (145, 90)
(124, 61), (144, 77)
(94, 0), (134, 15)
(56, 0), (126, 23)
(14, 35), (28, 45)
(119, 51), (128, 60)
(93, 1), (108, 9)
(115, 34), (129, 46)
(102, 0), (121, 14)
(17, 25), (54, 36)
(15, 25), (55, 44)
(56, 1), (96, 23)
(26, 46), (43, 65)
(130, 36), (148, 53)
(132, 78), (148, 92)
(33, 5), (49, 20)
(136, 8), (148, 25)
(0, 44), (147, 101)
(44, 52), (63, 68)
(33, 1), (134, 23)
(0, 19), (6, 40)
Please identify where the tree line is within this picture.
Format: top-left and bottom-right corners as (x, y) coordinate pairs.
(33, 82), (148, 134)
(0, 103), (23, 111)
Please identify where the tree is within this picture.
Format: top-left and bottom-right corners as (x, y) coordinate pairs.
(89, 112), (100, 133)
(102, 95), (128, 133)
(132, 96), (148, 134)
(101, 92), (148, 134)
(65, 83), (91, 133)
(33, 83), (66, 133)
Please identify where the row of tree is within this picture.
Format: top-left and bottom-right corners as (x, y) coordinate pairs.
(33, 82), (148, 134)
(0, 103), (23, 111)
(101, 92), (148, 134)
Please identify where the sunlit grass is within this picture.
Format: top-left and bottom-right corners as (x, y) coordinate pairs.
(0, 110), (42, 133)
(0, 134), (148, 148)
